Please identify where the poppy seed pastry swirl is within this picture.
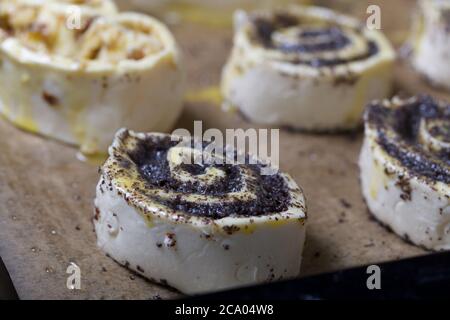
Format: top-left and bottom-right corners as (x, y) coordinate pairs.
(250, 14), (377, 67)
(94, 129), (307, 294)
(359, 95), (450, 251)
(221, 5), (395, 131)
(411, 0), (450, 90)
(0, 0), (184, 155)
(126, 135), (294, 219)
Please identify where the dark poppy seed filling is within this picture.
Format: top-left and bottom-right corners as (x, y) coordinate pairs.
(127, 136), (292, 219)
(251, 12), (379, 67)
(367, 95), (450, 184)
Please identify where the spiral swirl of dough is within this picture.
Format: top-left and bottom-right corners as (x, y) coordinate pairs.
(0, 0), (166, 67)
(365, 95), (449, 184)
(0, 0), (184, 155)
(247, 10), (379, 68)
(221, 5), (395, 131)
(103, 129), (306, 220)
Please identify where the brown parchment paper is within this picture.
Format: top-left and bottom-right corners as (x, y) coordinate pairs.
(0, 0), (448, 299)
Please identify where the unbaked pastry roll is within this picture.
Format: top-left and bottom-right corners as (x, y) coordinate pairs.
(411, 0), (450, 90)
(94, 128), (307, 294)
(222, 5), (395, 131)
(0, 1), (184, 155)
(360, 95), (450, 251)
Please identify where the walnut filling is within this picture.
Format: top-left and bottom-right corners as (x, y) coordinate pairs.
(78, 19), (164, 64)
(0, 2), (164, 64)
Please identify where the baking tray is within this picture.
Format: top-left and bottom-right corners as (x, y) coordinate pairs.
(0, 0), (448, 299)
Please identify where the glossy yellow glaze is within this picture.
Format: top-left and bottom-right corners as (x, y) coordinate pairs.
(369, 146), (390, 200)
(185, 86), (222, 105)
(165, 0), (311, 28)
